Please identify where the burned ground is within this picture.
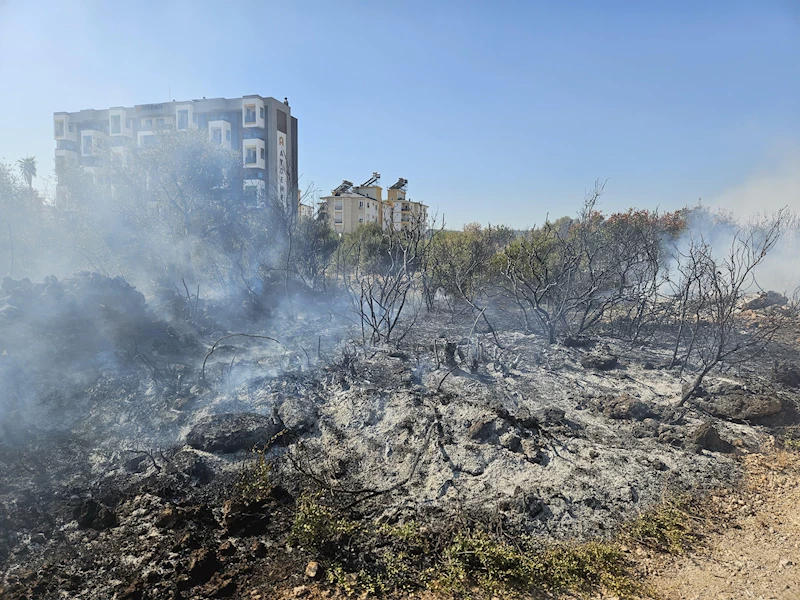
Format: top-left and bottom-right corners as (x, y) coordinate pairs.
(0, 273), (799, 599)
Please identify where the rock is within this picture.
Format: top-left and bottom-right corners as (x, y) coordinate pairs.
(278, 397), (318, 434)
(779, 557), (794, 568)
(598, 394), (659, 421)
(563, 335), (593, 348)
(500, 432), (523, 453)
(690, 422), (735, 453)
(580, 350), (618, 370)
(218, 540), (236, 557)
(221, 499), (270, 535)
(155, 506), (181, 529)
(742, 290), (787, 311)
(171, 449), (214, 484)
(124, 454), (150, 473)
(250, 540), (268, 557)
(305, 560), (322, 580)
(521, 439), (542, 463)
(772, 362), (800, 388)
(73, 499), (117, 530)
(202, 574), (237, 597)
(118, 579), (144, 600)
(187, 548), (220, 585)
(467, 417), (501, 443)
(186, 413), (284, 453)
(532, 407), (565, 425)
(699, 394), (783, 422)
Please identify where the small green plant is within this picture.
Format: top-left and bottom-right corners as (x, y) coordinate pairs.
(433, 532), (640, 597)
(543, 541), (637, 596)
(236, 448), (273, 502)
(625, 496), (699, 554)
(289, 493), (358, 551)
(780, 426), (800, 452)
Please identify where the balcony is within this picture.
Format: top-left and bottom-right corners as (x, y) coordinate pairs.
(177, 109), (190, 131)
(242, 138), (266, 169)
(56, 139), (79, 152)
(242, 98), (265, 128)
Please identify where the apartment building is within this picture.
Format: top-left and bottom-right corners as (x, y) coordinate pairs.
(382, 177), (428, 232)
(53, 95), (298, 207)
(319, 174), (427, 234)
(298, 202), (315, 220)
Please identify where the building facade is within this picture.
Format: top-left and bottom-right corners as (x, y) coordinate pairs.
(319, 174), (427, 234)
(53, 95), (298, 207)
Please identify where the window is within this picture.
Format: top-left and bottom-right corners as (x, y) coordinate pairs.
(54, 120), (65, 137)
(144, 118), (152, 128)
(226, 130), (231, 142)
(156, 118), (164, 128)
(57, 140), (78, 151)
(141, 135), (157, 148)
(244, 105), (256, 123)
(245, 146), (257, 164)
(260, 148), (265, 159)
(359, 217), (364, 223)
(334, 217), (342, 224)
(359, 201), (363, 208)
(211, 128), (222, 144)
(260, 107), (265, 119)
(277, 110), (287, 133)
(82, 135), (92, 155)
(334, 201), (343, 210)
(68, 123), (74, 132)
(110, 115), (121, 134)
(177, 109), (189, 130)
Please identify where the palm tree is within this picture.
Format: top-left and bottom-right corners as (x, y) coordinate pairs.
(17, 156), (37, 189)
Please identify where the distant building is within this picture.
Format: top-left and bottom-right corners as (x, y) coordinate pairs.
(382, 177), (428, 232)
(319, 173), (427, 234)
(53, 95), (298, 208)
(298, 202), (315, 220)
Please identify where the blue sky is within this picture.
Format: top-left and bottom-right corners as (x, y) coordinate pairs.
(1, 0), (798, 227)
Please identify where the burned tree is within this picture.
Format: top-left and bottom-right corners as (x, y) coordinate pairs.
(671, 212), (788, 406)
(500, 181), (613, 343)
(341, 215), (436, 346)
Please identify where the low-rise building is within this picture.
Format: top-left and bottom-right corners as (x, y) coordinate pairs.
(319, 174), (427, 234)
(298, 202), (315, 220)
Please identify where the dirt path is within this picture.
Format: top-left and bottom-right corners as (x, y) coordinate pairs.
(645, 445), (800, 600)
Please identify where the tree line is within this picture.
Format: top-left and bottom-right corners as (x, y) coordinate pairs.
(1, 133), (795, 406)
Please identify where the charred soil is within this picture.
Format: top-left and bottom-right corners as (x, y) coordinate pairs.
(1, 275), (799, 599)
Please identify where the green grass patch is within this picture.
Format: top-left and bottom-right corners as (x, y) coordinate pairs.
(284, 494), (644, 598)
(434, 532), (639, 597)
(625, 496), (701, 554)
(780, 426), (800, 452)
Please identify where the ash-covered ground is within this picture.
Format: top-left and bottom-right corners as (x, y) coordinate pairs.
(1, 273), (799, 599)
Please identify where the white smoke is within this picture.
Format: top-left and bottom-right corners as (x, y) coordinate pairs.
(706, 152), (800, 295)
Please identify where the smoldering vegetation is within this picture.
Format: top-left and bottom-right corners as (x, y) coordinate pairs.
(1, 141), (800, 599)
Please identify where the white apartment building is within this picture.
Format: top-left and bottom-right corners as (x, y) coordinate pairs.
(53, 95), (298, 207)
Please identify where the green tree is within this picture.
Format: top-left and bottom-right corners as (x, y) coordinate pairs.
(16, 156), (36, 189)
